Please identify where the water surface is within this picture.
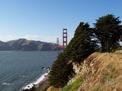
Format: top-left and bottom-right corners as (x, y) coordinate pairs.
(0, 51), (59, 91)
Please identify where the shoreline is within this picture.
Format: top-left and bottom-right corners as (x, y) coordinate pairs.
(21, 72), (49, 91)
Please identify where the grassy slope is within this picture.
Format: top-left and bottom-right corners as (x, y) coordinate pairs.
(62, 77), (84, 91)
(62, 50), (122, 91)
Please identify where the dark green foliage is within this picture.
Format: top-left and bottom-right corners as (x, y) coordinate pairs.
(49, 22), (97, 88)
(49, 53), (73, 87)
(95, 14), (122, 52)
(64, 22), (97, 62)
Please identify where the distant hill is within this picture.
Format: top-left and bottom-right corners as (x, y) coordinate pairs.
(0, 38), (63, 51)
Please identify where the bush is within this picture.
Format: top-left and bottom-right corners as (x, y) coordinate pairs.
(49, 53), (73, 87)
(61, 77), (84, 91)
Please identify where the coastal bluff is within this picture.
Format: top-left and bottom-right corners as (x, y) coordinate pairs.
(26, 50), (122, 91)
(61, 51), (122, 91)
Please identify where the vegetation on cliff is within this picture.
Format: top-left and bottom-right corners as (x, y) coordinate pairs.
(62, 52), (122, 91)
(49, 14), (122, 89)
(49, 22), (97, 87)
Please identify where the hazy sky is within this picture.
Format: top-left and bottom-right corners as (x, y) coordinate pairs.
(0, 0), (122, 43)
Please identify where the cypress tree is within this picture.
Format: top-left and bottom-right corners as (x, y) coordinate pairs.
(65, 22), (96, 62)
(95, 14), (122, 52)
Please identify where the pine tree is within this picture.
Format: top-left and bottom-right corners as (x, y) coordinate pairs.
(95, 14), (122, 52)
(49, 53), (73, 87)
(65, 22), (96, 62)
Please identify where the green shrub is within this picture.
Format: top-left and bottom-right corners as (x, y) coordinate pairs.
(61, 77), (84, 91)
(49, 53), (73, 87)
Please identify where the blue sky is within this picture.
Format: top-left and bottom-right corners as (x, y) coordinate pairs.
(0, 0), (122, 43)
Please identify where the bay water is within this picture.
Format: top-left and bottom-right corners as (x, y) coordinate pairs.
(0, 51), (59, 91)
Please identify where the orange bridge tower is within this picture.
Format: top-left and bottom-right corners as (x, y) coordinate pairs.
(63, 28), (68, 47)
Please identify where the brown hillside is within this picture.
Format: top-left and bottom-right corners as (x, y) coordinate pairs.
(47, 52), (122, 91)
(77, 52), (122, 91)
(47, 86), (61, 91)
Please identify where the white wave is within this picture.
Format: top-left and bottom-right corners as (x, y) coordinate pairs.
(22, 83), (33, 90)
(2, 82), (13, 86)
(21, 72), (49, 90)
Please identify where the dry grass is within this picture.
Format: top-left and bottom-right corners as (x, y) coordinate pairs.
(78, 51), (122, 91)
(46, 50), (122, 91)
(46, 86), (61, 91)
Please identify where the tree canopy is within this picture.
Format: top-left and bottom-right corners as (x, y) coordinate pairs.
(49, 14), (122, 88)
(95, 14), (122, 52)
(65, 22), (97, 62)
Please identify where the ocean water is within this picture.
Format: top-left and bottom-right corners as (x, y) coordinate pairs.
(0, 51), (59, 91)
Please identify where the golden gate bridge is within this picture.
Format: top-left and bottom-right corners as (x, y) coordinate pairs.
(56, 28), (68, 49)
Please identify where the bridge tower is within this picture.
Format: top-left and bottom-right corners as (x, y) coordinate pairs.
(63, 28), (68, 47)
(57, 37), (59, 45)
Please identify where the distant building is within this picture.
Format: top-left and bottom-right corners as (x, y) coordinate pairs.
(56, 37), (59, 45)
